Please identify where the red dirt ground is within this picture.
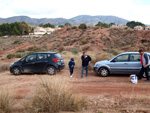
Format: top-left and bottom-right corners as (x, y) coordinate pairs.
(1, 69), (150, 113)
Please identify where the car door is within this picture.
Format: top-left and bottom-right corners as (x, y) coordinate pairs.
(127, 54), (141, 74)
(35, 53), (48, 72)
(109, 54), (129, 74)
(21, 54), (37, 73)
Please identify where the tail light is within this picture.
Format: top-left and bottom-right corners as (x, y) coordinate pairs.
(53, 59), (61, 63)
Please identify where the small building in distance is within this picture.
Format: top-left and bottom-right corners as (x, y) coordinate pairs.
(29, 27), (61, 36)
(134, 26), (144, 30)
(145, 26), (150, 30)
(111, 25), (128, 29)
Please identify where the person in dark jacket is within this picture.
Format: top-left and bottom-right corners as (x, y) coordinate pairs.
(81, 52), (92, 78)
(138, 49), (150, 81)
(68, 58), (75, 78)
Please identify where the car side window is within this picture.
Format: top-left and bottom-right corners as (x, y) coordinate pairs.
(47, 54), (51, 58)
(26, 54), (36, 63)
(130, 54), (140, 62)
(115, 55), (129, 62)
(37, 54), (47, 61)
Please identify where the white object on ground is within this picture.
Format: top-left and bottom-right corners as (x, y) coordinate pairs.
(130, 74), (138, 84)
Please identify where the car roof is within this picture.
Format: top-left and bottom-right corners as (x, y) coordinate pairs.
(119, 52), (150, 55)
(120, 52), (139, 54)
(32, 52), (57, 54)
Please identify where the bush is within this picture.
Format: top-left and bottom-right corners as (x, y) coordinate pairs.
(27, 46), (42, 52)
(79, 24), (87, 29)
(7, 54), (15, 59)
(72, 26), (78, 29)
(24, 78), (87, 113)
(58, 46), (65, 52)
(0, 64), (10, 73)
(0, 89), (13, 113)
(13, 40), (21, 44)
(7, 54), (23, 59)
(71, 48), (79, 54)
(15, 54), (22, 58)
(92, 53), (111, 65)
(103, 49), (119, 55)
(82, 46), (90, 51)
(81, 40), (88, 45)
(16, 49), (25, 53)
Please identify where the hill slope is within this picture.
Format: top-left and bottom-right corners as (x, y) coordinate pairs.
(0, 27), (150, 59)
(0, 15), (129, 26)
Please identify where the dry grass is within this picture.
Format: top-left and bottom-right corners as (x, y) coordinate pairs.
(61, 51), (114, 70)
(24, 77), (87, 113)
(0, 64), (10, 73)
(0, 88), (14, 113)
(62, 51), (82, 70)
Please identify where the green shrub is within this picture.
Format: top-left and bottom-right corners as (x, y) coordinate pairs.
(24, 78), (87, 113)
(7, 54), (15, 59)
(79, 24), (87, 29)
(103, 49), (119, 55)
(7, 54), (23, 59)
(13, 40), (21, 44)
(27, 46), (42, 52)
(62, 51), (67, 54)
(72, 26), (78, 29)
(15, 54), (22, 58)
(16, 49), (25, 53)
(81, 40), (88, 45)
(71, 48), (79, 54)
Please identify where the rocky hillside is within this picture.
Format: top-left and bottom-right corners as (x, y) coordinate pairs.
(0, 15), (128, 26)
(0, 27), (150, 60)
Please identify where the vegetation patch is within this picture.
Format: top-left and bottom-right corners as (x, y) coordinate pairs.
(24, 78), (87, 113)
(71, 48), (79, 54)
(0, 89), (13, 113)
(0, 64), (10, 73)
(81, 40), (88, 45)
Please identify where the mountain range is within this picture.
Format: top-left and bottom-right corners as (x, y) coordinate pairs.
(0, 15), (129, 26)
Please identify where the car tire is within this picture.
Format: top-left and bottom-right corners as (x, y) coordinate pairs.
(47, 66), (56, 75)
(99, 67), (109, 77)
(12, 67), (21, 75)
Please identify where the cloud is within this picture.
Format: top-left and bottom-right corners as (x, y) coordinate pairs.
(0, 0), (150, 24)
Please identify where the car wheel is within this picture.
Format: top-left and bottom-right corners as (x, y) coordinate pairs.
(99, 68), (109, 77)
(47, 66), (56, 75)
(12, 67), (21, 75)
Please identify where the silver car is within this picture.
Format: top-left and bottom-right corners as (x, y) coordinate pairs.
(94, 52), (150, 77)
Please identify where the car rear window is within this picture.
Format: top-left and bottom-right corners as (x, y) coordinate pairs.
(54, 53), (62, 59)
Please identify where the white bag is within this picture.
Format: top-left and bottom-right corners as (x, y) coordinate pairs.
(130, 74), (138, 84)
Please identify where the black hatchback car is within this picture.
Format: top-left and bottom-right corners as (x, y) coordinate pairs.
(10, 52), (65, 75)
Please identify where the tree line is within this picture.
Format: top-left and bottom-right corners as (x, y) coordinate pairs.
(0, 22), (30, 36)
(0, 20), (146, 36)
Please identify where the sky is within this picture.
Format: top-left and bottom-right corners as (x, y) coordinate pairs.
(0, 0), (150, 24)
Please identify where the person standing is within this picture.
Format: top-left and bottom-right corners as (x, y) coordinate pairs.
(81, 52), (92, 78)
(68, 58), (75, 78)
(138, 49), (150, 81)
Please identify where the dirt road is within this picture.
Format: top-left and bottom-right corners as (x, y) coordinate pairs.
(1, 70), (150, 113)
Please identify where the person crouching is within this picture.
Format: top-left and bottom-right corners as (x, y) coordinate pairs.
(68, 58), (75, 78)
